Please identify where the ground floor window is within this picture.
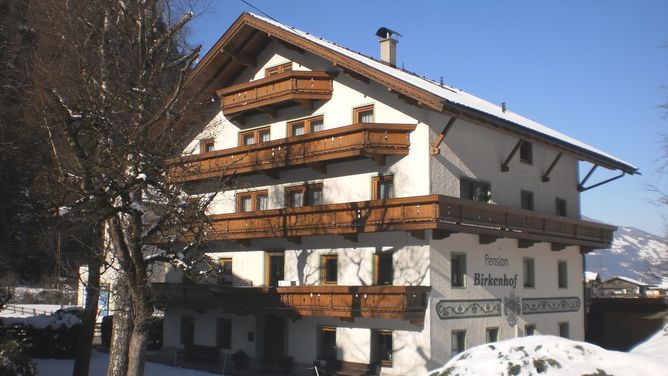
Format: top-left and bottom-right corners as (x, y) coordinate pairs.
(525, 324), (536, 336)
(180, 316), (194, 345)
(216, 318), (231, 349)
(372, 330), (393, 367)
(558, 322), (570, 338)
(451, 330), (467, 358)
(486, 327), (499, 343)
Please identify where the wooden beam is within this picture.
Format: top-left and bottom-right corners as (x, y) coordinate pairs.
(432, 229), (454, 240)
(277, 39), (305, 54)
(431, 117), (457, 155)
(541, 153), (563, 182)
(578, 165), (598, 190)
(479, 234), (500, 245)
(263, 170), (279, 180)
(518, 239), (538, 249)
(287, 237), (302, 245)
(501, 140), (523, 172)
(237, 239), (250, 247)
(371, 154), (386, 166)
(220, 48), (256, 67)
(336, 64), (369, 83)
(551, 243), (567, 252)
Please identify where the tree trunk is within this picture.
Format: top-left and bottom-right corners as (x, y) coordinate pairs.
(72, 227), (103, 376)
(126, 325), (149, 376)
(107, 280), (132, 376)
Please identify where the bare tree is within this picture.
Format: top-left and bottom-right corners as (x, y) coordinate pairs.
(28, 1), (221, 374)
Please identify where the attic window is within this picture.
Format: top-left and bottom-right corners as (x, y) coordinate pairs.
(520, 141), (533, 164)
(354, 105), (374, 123)
(200, 138), (215, 154)
(265, 62), (292, 77)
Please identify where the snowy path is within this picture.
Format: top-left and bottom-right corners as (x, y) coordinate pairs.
(34, 351), (219, 376)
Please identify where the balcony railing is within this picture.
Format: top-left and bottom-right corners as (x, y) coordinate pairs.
(199, 195), (614, 249)
(167, 123), (416, 183)
(151, 283), (430, 322)
(216, 70), (333, 116)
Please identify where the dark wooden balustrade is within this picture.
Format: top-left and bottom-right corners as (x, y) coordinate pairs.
(198, 195), (614, 249)
(167, 123), (416, 183)
(151, 283), (430, 321)
(216, 70), (333, 116)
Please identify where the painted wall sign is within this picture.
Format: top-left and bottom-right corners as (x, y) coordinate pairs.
(484, 253), (509, 267)
(473, 273), (518, 288)
(435, 299), (501, 319)
(522, 297), (581, 315)
(503, 290), (521, 326)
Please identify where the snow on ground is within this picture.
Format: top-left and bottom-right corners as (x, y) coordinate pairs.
(0, 304), (74, 318)
(0, 306), (81, 329)
(34, 351), (220, 376)
(429, 330), (667, 376)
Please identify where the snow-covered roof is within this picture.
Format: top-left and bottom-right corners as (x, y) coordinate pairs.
(248, 13), (637, 174)
(605, 276), (649, 286)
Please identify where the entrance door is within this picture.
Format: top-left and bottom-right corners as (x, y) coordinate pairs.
(318, 327), (337, 366)
(266, 252), (285, 287)
(264, 315), (285, 366)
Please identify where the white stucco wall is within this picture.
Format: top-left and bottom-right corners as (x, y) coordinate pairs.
(428, 233), (584, 367)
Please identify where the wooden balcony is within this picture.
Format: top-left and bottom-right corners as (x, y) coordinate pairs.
(201, 195), (615, 249)
(167, 123), (416, 183)
(151, 283), (430, 322)
(216, 71), (333, 117)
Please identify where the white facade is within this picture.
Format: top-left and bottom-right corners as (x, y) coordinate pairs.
(159, 15), (627, 376)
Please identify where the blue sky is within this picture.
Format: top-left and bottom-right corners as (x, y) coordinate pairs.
(188, 0), (668, 235)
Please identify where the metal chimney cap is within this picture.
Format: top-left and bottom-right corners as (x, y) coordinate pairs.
(375, 27), (402, 39)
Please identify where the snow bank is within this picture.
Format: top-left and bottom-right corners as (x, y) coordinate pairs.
(429, 334), (665, 376)
(0, 307), (82, 329)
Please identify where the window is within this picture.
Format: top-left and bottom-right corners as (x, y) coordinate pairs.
(525, 324), (536, 336)
(288, 116), (324, 137)
(180, 316), (195, 345)
(218, 258), (233, 285)
(558, 261), (568, 288)
(239, 127), (270, 146)
(521, 190), (534, 211)
(318, 327), (337, 361)
(460, 177), (491, 203)
(486, 327), (499, 343)
(520, 141), (533, 164)
(374, 252), (393, 286)
(265, 62), (292, 76)
(216, 319), (232, 349)
(555, 198), (567, 217)
(373, 175), (394, 200)
(523, 258), (535, 288)
(372, 330), (393, 367)
(558, 322), (570, 338)
(321, 255), (338, 284)
(286, 183), (323, 208)
(354, 105), (374, 123)
(236, 190), (269, 212)
(200, 138), (215, 154)
(451, 330), (467, 357)
(451, 253), (466, 288)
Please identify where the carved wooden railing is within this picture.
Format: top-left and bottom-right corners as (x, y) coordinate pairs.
(200, 195), (615, 249)
(216, 70), (333, 116)
(151, 283), (430, 321)
(167, 123), (415, 183)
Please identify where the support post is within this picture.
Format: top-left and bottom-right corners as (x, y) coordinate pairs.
(541, 152), (563, 182)
(431, 117), (457, 155)
(501, 140), (523, 172)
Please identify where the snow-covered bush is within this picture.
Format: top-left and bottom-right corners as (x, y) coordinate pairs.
(0, 338), (36, 376)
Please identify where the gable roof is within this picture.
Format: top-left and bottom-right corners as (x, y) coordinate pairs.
(191, 12), (638, 175)
(603, 276), (648, 286)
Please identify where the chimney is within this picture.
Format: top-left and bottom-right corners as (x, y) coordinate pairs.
(375, 27), (401, 67)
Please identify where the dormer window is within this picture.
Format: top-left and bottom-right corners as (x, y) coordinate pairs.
(354, 105), (374, 123)
(520, 141), (533, 164)
(200, 138), (215, 154)
(265, 62), (292, 77)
